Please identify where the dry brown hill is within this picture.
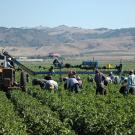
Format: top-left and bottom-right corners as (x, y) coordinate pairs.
(0, 26), (135, 60)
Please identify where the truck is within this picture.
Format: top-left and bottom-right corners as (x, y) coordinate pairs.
(80, 60), (99, 70)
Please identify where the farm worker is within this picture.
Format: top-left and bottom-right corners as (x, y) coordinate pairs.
(119, 79), (128, 96)
(7, 57), (15, 68)
(63, 77), (69, 89)
(109, 72), (115, 82)
(87, 76), (94, 83)
(68, 70), (76, 78)
(128, 70), (135, 95)
(76, 75), (83, 88)
(114, 76), (120, 84)
(20, 71), (27, 91)
(94, 69), (107, 95)
(44, 76), (58, 91)
(32, 78), (47, 89)
(66, 73), (80, 93)
(106, 76), (112, 83)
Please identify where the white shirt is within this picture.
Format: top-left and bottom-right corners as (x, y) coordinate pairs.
(67, 78), (78, 89)
(47, 80), (58, 90)
(128, 74), (135, 88)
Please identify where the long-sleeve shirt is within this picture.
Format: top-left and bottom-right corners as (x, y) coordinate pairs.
(67, 78), (78, 90)
(128, 74), (135, 88)
(46, 80), (58, 90)
(94, 73), (105, 85)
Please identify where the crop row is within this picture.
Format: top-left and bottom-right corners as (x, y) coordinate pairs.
(27, 86), (135, 135)
(0, 91), (27, 135)
(10, 90), (75, 135)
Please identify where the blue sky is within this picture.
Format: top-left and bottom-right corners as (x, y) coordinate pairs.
(0, 0), (135, 29)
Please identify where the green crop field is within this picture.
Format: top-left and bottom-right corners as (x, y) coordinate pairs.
(0, 62), (135, 135)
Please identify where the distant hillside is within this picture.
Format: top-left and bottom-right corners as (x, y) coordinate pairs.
(0, 25), (135, 59)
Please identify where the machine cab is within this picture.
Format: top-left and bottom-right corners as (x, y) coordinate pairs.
(0, 54), (15, 90)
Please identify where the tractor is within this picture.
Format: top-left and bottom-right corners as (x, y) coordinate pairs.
(0, 50), (28, 92)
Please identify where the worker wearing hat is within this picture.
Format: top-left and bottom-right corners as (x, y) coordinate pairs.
(109, 71), (115, 82)
(94, 69), (107, 95)
(76, 75), (83, 88)
(68, 70), (76, 78)
(66, 71), (80, 93)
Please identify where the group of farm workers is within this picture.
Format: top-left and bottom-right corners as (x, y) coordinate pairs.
(32, 68), (135, 95)
(119, 70), (135, 95)
(32, 70), (83, 93)
(94, 69), (135, 95)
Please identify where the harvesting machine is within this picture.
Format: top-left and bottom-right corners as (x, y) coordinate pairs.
(0, 50), (33, 91)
